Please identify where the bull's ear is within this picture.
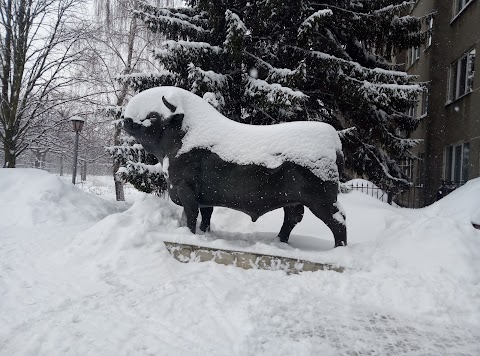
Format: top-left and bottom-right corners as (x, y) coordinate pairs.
(167, 113), (184, 126)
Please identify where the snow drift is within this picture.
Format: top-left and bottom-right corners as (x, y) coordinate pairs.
(0, 168), (123, 227)
(1, 169), (479, 355)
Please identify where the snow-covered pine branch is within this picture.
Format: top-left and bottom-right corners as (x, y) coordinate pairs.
(354, 78), (423, 109)
(108, 141), (167, 195)
(154, 40), (223, 73)
(371, 1), (416, 14)
(244, 76), (308, 109)
(157, 40), (223, 54)
(120, 161), (163, 175)
(305, 48), (415, 84)
(224, 10), (249, 63)
(267, 61), (307, 87)
(116, 71), (179, 92)
(386, 134), (423, 153)
(136, 1), (208, 28)
(337, 127), (356, 139)
(245, 52), (307, 88)
(188, 64), (228, 92)
(134, 2), (210, 41)
(106, 143), (145, 163)
(117, 160), (166, 195)
(298, 9), (333, 41)
(187, 64), (228, 110)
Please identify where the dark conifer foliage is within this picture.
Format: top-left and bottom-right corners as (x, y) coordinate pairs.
(121, 0), (432, 191)
(107, 136), (167, 196)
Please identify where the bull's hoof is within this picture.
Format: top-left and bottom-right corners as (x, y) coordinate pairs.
(200, 224), (210, 233)
(278, 235), (289, 243)
(334, 240), (347, 248)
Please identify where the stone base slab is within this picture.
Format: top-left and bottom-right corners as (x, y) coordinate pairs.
(164, 242), (344, 274)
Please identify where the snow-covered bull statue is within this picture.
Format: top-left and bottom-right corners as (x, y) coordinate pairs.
(123, 87), (347, 247)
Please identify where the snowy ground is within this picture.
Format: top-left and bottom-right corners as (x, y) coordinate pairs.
(1, 169), (479, 355)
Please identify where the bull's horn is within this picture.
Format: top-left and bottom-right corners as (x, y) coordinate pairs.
(162, 96), (177, 113)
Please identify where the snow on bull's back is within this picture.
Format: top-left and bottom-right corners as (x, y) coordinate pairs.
(125, 86), (342, 181)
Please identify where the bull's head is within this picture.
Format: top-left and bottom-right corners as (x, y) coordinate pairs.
(123, 95), (184, 154)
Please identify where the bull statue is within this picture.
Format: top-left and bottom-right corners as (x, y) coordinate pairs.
(123, 87), (347, 247)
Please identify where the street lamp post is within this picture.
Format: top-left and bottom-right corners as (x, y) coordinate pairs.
(70, 116), (85, 184)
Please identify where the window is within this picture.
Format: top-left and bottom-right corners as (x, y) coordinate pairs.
(453, 0), (474, 17)
(416, 152), (425, 187)
(400, 158), (414, 181)
(426, 18), (433, 48)
(448, 48), (476, 102)
(408, 46), (420, 65)
(444, 142), (470, 182)
(407, 101), (417, 118)
(406, 90), (427, 118)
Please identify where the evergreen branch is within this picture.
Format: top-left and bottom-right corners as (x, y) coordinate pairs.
(134, 4), (210, 41)
(116, 71), (178, 92)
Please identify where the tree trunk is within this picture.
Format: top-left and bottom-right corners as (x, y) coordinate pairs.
(81, 160), (87, 181)
(3, 135), (16, 168)
(40, 152), (47, 169)
(114, 174), (126, 201)
(34, 151), (41, 168)
(59, 155), (64, 176)
(113, 121), (125, 201)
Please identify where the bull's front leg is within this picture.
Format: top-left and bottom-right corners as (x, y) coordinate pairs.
(200, 207), (213, 232)
(177, 182), (199, 234)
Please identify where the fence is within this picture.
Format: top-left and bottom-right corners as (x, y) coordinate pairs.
(346, 182), (392, 204)
(347, 182), (424, 208)
(395, 186), (425, 209)
(347, 180), (466, 209)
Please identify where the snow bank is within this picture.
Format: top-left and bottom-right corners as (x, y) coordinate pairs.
(124, 86), (342, 181)
(424, 177), (480, 225)
(0, 169), (123, 227)
(67, 177), (480, 322)
(1, 169), (479, 354)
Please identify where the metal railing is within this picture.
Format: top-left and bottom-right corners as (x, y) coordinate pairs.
(346, 182), (391, 203)
(348, 180), (467, 209)
(347, 182), (423, 208)
(395, 185), (425, 209)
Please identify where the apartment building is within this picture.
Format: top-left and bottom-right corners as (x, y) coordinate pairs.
(405, 0), (479, 206)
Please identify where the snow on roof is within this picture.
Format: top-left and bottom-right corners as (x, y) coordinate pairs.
(124, 86), (342, 181)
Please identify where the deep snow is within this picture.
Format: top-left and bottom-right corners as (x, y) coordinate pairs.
(1, 169), (479, 355)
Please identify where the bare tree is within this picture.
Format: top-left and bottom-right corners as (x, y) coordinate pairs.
(0, 0), (90, 167)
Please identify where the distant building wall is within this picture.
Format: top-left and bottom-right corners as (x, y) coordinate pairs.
(407, 0), (479, 205)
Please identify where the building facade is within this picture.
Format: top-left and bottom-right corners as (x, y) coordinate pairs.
(405, 0), (479, 206)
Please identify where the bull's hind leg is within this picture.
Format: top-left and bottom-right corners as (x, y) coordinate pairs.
(177, 183), (199, 234)
(308, 202), (347, 247)
(278, 204), (304, 243)
(200, 207), (213, 232)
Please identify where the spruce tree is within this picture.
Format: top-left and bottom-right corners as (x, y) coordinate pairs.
(121, 0), (431, 193)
